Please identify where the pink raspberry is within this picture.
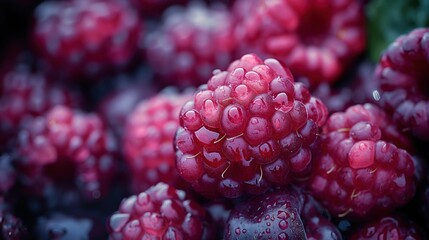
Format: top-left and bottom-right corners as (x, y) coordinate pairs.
(233, 0), (366, 87)
(0, 62), (79, 144)
(17, 106), (117, 200)
(308, 104), (416, 219)
(374, 28), (429, 140)
(146, 2), (237, 87)
(123, 90), (192, 193)
(32, 0), (141, 80)
(107, 182), (212, 240)
(175, 54), (328, 198)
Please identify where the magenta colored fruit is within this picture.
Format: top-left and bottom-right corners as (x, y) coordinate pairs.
(374, 28), (429, 140)
(123, 90), (192, 193)
(33, 0), (141, 80)
(233, 0), (366, 87)
(107, 182), (212, 240)
(146, 2), (237, 87)
(175, 54), (328, 198)
(17, 105), (117, 200)
(308, 104), (416, 219)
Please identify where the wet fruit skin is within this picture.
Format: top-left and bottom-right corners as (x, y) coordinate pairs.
(175, 53), (328, 199)
(307, 104), (417, 219)
(107, 182), (212, 240)
(225, 187), (341, 240)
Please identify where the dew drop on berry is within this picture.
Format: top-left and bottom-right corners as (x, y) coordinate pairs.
(348, 141), (375, 169)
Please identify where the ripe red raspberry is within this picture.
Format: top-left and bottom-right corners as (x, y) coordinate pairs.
(225, 187), (341, 240)
(17, 106), (117, 201)
(374, 28), (429, 140)
(0, 63), (79, 144)
(349, 215), (423, 239)
(32, 0), (141, 80)
(307, 104), (416, 219)
(146, 2), (237, 87)
(107, 182), (212, 240)
(123, 90), (192, 193)
(175, 54), (328, 198)
(233, 0), (366, 87)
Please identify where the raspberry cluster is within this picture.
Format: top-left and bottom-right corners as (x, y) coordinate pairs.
(1, 1), (429, 239)
(107, 182), (211, 240)
(234, 0), (366, 87)
(33, 0), (141, 80)
(307, 104), (417, 219)
(175, 54), (328, 198)
(124, 91), (192, 193)
(17, 106), (117, 200)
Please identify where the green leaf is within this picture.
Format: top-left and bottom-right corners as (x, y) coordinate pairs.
(366, 0), (429, 61)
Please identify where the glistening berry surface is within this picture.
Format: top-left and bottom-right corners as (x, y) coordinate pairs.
(225, 187), (341, 240)
(107, 182), (212, 240)
(307, 104), (416, 219)
(175, 54), (328, 198)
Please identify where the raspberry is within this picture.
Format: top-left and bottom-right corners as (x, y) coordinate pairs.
(233, 0), (366, 86)
(107, 182), (212, 240)
(17, 105), (117, 201)
(307, 104), (416, 219)
(123, 90), (192, 193)
(0, 62), (79, 144)
(374, 28), (429, 140)
(348, 215), (423, 239)
(0, 197), (28, 240)
(225, 187), (341, 240)
(32, 0), (141, 80)
(146, 2), (237, 87)
(175, 54), (328, 198)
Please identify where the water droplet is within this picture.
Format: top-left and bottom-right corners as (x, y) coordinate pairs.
(279, 220), (289, 230)
(278, 232), (288, 240)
